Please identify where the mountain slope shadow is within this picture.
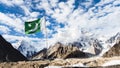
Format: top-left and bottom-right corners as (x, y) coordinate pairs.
(0, 35), (28, 62)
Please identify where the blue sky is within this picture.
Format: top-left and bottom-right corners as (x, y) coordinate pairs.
(0, 0), (120, 50)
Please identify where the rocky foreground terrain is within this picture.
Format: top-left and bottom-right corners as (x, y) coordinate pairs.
(0, 56), (120, 68)
(0, 35), (120, 68)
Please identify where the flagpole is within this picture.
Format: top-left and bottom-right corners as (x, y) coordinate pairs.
(44, 16), (49, 59)
(44, 16), (48, 49)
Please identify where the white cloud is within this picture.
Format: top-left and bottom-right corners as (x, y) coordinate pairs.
(0, 12), (24, 34)
(11, 0), (24, 5)
(20, 5), (31, 16)
(96, 0), (114, 6)
(51, 2), (74, 23)
(81, 0), (93, 8)
(30, 12), (40, 18)
(0, 0), (40, 17)
(0, 25), (10, 34)
(49, 0), (58, 7)
(0, 0), (24, 6)
(37, 0), (120, 46)
(113, 0), (120, 6)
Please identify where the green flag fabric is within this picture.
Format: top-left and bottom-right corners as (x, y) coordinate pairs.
(25, 19), (41, 34)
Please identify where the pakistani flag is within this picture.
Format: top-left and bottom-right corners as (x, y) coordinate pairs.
(25, 19), (41, 34)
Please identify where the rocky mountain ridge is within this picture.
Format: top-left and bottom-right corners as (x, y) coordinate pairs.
(31, 42), (102, 60)
(16, 32), (120, 60)
(103, 41), (120, 57)
(0, 35), (28, 62)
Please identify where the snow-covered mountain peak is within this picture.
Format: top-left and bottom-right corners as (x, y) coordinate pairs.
(107, 32), (120, 44)
(18, 40), (37, 58)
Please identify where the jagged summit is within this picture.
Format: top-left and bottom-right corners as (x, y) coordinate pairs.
(0, 35), (28, 62)
(107, 32), (120, 44)
(18, 40), (37, 58)
(47, 42), (87, 59)
(103, 41), (120, 57)
(32, 42), (94, 60)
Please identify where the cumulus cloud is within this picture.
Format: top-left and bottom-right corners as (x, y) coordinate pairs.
(0, 12), (24, 34)
(0, 25), (10, 34)
(0, 0), (24, 6)
(38, 0), (120, 45)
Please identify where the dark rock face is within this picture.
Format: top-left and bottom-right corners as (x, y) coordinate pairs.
(0, 35), (28, 62)
(31, 48), (47, 60)
(103, 41), (120, 57)
(32, 42), (87, 60)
